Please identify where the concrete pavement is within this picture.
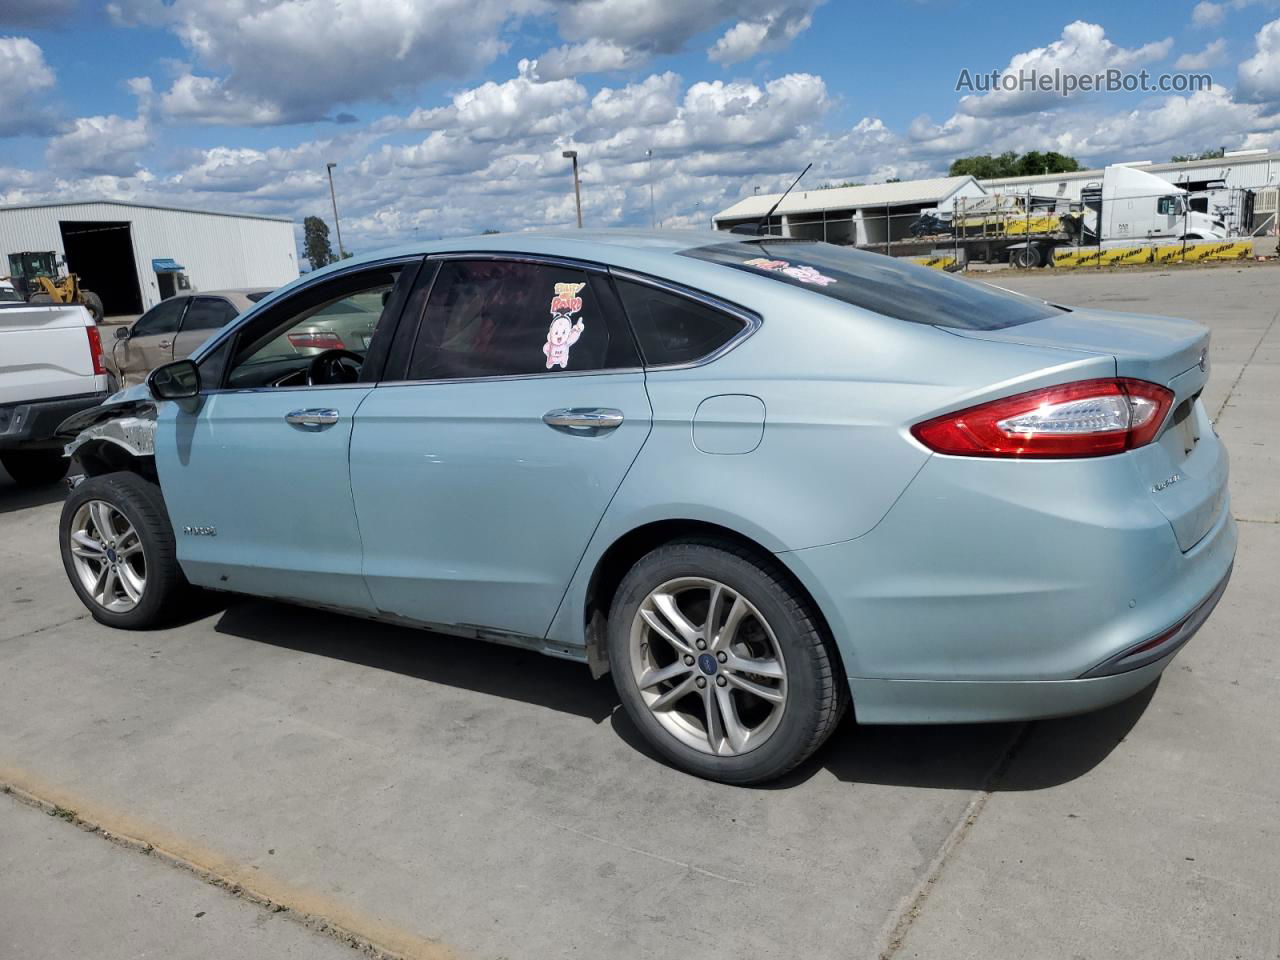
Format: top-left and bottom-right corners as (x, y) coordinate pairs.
(1, 264), (1277, 959)
(0, 794), (356, 960)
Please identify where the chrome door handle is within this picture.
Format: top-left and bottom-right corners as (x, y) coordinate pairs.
(158, 339), (172, 348)
(285, 408), (340, 427)
(543, 407), (625, 434)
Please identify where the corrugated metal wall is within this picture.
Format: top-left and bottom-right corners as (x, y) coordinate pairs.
(0, 202), (298, 311)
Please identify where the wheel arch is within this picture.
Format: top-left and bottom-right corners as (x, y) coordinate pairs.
(579, 518), (835, 679)
(69, 437), (157, 483)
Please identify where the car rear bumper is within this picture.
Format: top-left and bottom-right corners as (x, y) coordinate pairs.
(847, 563), (1231, 724)
(778, 441), (1237, 722)
(0, 392), (111, 449)
(847, 650), (1177, 724)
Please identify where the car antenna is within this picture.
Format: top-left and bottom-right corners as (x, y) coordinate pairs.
(731, 163), (812, 236)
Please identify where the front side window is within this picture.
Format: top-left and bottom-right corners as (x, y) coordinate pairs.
(182, 297), (240, 332)
(222, 264), (405, 390)
(405, 260), (637, 381)
(614, 279), (747, 366)
(132, 297), (187, 337)
(681, 240), (1064, 331)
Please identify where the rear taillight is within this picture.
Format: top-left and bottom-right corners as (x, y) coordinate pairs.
(85, 325), (106, 376)
(288, 331), (345, 350)
(911, 378), (1174, 458)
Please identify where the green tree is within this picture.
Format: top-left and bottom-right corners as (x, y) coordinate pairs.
(1170, 147), (1225, 162)
(949, 151), (1080, 178)
(304, 216), (336, 270)
(481, 228), (501, 234)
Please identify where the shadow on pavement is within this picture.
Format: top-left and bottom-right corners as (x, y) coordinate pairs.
(214, 596), (1154, 791)
(214, 598), (618, 724)
(0, 475), (67, 515)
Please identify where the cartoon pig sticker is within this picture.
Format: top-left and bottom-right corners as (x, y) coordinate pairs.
(544, 281), (586, 369)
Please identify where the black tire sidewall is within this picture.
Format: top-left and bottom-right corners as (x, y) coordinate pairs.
(59, 472), (184, 629)
(607, 542), (838, 784)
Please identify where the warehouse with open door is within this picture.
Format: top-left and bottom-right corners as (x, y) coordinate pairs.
(58, 220), (144, 316)
(0, 200), (298, 317)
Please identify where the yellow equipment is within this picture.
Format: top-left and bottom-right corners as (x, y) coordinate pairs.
(5, 251), (104, 322)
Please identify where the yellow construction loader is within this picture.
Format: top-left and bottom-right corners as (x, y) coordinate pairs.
(5, 251), (104, 322)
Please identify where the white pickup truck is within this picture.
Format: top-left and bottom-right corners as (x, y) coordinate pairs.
(0, 301), (112, 486)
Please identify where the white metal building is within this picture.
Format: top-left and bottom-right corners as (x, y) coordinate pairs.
(712, 176), (988, 246)
(980, 150), (1280, 200)
(0, 200), (298, 316)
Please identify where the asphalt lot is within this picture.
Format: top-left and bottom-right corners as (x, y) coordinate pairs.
(2, 264), (1278, 960)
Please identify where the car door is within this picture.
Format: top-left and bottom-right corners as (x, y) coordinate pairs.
(350, 255), (652, 640)
(152, 259), (419, 611)
(172, 296), (240, 359)
(115, 297), (187, 386)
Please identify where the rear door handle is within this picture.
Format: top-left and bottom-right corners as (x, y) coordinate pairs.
(543, 407), (625, 435)
(158, 339), (172, 349)
(285, 408), (340, 427)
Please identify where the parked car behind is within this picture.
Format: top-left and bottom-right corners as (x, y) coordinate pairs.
(58, 231), (1235, 784)
(109, 288), (384, 387)
(0, 301), (110, 485)
(109, 290), (269, 387)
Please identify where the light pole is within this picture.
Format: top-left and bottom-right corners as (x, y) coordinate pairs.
(562, 150), (582, 228)
(325, 162), (346, 258)
(647, 148), (656, 229)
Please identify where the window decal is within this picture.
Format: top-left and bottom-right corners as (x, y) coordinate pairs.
(544, 281), (586, 369)
(743, 257), (837, 286)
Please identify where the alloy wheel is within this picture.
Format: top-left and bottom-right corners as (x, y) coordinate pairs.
(628, 576), (788, 756)
(68, 500), (146, 613)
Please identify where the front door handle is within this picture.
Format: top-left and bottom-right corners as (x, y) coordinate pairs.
(285, 408), (340, 427)
(158, 339), (172, 349)
(543, 407), (624, 435)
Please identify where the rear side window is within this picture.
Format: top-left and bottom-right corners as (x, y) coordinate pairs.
(614, 279), (746, 366)
(132, 297), (187, 337)
(182, 297), (239, 331)
(680, 241), (1062, 330)
(406, 260), (637, 380)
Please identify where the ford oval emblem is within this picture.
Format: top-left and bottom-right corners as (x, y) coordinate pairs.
(697, 653), (718, 675)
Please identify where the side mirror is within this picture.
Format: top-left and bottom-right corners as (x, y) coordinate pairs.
(114, 324), (131, 341)
(147, 359), (200, 401)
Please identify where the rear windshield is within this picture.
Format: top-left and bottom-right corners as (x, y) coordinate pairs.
(680, 240), (1063, 330)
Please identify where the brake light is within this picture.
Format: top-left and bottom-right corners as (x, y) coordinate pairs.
(288, 331), (345, 350)
(911, 378), (1174, 458)
(85, 324), (106, 376)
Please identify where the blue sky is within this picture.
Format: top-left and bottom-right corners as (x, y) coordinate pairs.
(3, 1), (1280, 256)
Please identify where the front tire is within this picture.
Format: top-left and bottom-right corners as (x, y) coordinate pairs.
(59, 472), (189, 628)
(607, 540), (847, 784)
(1, 449), (69, 486)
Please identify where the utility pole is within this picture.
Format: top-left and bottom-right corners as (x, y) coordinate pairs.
(647, 149), (656, 229)
(325, 162), (346, 258)
(562, 150), (583, 228)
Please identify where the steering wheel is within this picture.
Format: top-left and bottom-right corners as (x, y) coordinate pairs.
(306, 348), (363, 386)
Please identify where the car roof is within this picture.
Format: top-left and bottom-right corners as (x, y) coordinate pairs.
(307, 229), (754, 277)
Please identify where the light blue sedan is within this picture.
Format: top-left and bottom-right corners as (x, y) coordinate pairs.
(57, 231), (1236, 784)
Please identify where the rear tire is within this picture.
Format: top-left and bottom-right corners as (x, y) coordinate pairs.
(607, 539), (847, 785)
(81, 291), (105, 323)
(1, 449), (69, 487)
(1012, 245), (1042, 268)
(59, 471), (190, 629)
(28, 293), (55, 305)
